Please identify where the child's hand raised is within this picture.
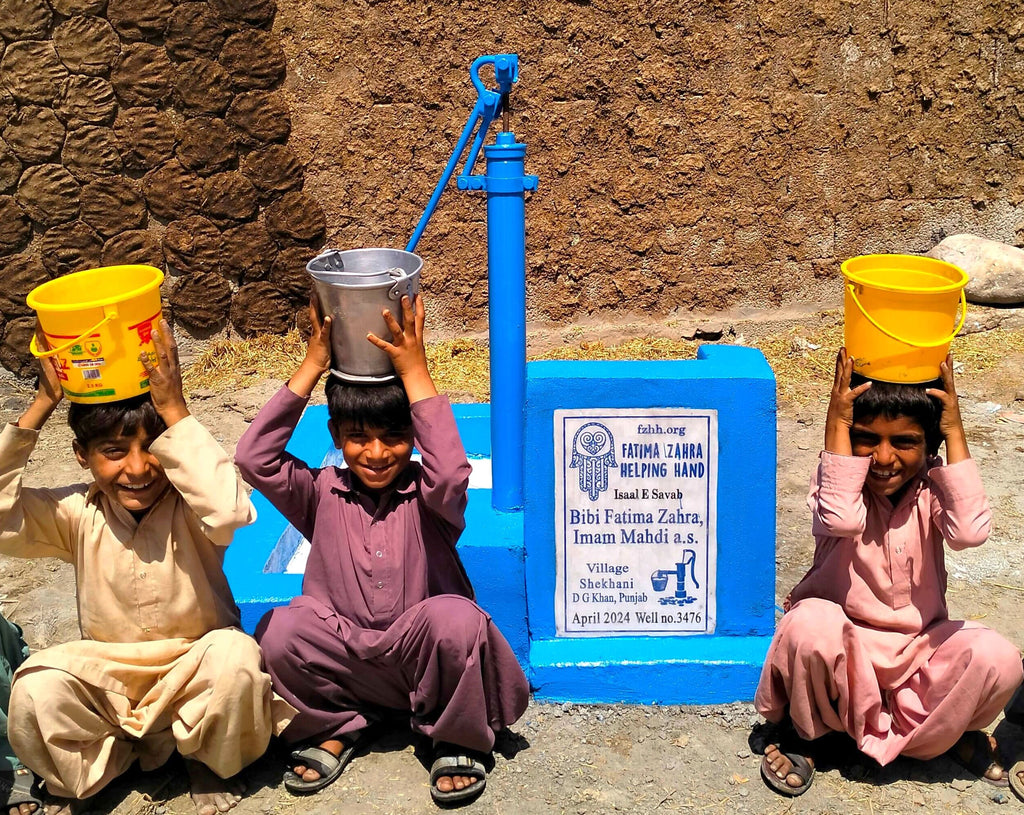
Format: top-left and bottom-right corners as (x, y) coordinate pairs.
(926, 354), (970, 464)
(824, 347), (872, 455)
(304, 296), (333, 373)
(140, 318), (190, 427)
(287, 297), (333, 399)
(367, 294), (437, 403)
(16, 323), (64, 430)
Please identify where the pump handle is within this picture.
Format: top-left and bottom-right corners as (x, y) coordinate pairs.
(406, 54), (520, 253)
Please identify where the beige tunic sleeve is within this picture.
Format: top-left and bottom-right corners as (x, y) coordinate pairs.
(74, 415), (256, 642)
(149, 415), (256, 545)
(0, 421), (84, 562)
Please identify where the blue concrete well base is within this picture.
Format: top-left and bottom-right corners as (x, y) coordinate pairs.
(227, 344), (777, 705)
(523, 345), (777, 704)
(529, 637), (770, 704)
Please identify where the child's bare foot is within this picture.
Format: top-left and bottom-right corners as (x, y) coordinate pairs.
(434, 770), (479, 794)
(184, 760), (244, 815)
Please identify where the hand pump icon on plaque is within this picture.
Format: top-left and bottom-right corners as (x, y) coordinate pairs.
(651, 550), (700, 606)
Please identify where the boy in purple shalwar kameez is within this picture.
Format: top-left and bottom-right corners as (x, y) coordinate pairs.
(235, 294), (529, 805)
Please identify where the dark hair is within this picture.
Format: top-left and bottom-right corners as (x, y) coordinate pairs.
(851, 374), (943, 455)
(325, 375), (411, 430)
(67, 394), (167, 448)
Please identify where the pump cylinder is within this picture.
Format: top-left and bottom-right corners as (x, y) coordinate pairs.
(484, 132), (532, 512)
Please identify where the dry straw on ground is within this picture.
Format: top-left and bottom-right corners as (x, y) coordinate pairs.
(181, 314), (1024, 405)
(182, 330), (308, 393)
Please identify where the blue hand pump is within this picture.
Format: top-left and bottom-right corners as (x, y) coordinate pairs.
(407, 54), (538, 512)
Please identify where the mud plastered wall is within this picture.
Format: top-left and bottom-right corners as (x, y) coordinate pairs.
(0, 0), (325, 377)
(2, 0), (1023, 377)
(275, 0), (1024, 334)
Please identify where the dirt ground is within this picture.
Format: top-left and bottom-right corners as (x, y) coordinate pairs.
(4, 313), (1024, 815)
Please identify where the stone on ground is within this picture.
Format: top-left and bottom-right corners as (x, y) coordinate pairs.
(928, 234), (1024, 305)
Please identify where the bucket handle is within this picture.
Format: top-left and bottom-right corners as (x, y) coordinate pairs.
(846, 284), (968, 349)
(29, 307), (117, 359)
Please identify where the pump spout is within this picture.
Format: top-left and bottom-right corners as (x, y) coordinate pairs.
(674, 550), (700, 600)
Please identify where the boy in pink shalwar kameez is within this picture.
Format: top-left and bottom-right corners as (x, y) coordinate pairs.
(235, 295), (529, 805)
(755, 348), (1022, 796)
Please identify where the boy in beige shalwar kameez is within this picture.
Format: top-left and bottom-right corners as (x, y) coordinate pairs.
(0, 321), (294, 815)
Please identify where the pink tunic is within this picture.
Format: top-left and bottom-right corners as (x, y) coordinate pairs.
(756, 451), (1022, 764)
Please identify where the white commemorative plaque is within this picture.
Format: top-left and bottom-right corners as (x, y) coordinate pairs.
(554, 408), (718, 636)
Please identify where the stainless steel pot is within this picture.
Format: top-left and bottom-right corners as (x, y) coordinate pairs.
(307, 248), (422, 383)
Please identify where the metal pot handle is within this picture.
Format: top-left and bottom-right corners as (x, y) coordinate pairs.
(388, 269), (410, 301)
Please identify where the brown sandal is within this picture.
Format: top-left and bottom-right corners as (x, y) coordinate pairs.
(1008, 760), (1024, 802)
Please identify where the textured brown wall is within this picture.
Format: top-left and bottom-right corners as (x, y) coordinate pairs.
(2, 0), (1023, 376)
(275, 0), (1024, 333)
(0, 0), (324, 376)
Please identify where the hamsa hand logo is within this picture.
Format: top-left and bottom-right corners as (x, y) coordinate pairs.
(570, 422), (616, 501)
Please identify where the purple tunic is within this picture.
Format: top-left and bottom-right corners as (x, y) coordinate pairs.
(235, 386), (529, 751)
(236, 386), (474, 624)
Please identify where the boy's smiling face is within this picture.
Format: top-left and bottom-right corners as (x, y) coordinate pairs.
(330, 420), (414, 493)
(74, 426), (171, 514)
(850, 413), (928, 499)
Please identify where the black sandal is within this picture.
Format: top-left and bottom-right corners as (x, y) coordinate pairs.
(947, 730), (1009, 788)
(760, 746), (815, 796)
(0, 766), (42, 812)
(756, 720), (816, 797)
(283, 729), (377, 796)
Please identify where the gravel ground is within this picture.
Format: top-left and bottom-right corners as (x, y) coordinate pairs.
(4, 329), (1024, 815)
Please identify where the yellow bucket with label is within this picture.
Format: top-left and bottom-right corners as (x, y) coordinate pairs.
(27, 265), (164, 404)
(842, 254), (968, 384)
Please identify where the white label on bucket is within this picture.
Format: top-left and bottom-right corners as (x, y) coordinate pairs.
(554, 408), (718, 637)
(73, 359), (105, 369)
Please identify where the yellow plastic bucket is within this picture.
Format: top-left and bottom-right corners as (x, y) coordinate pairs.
(841, 254), (968, 384)
(27, 265), (164, 404)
